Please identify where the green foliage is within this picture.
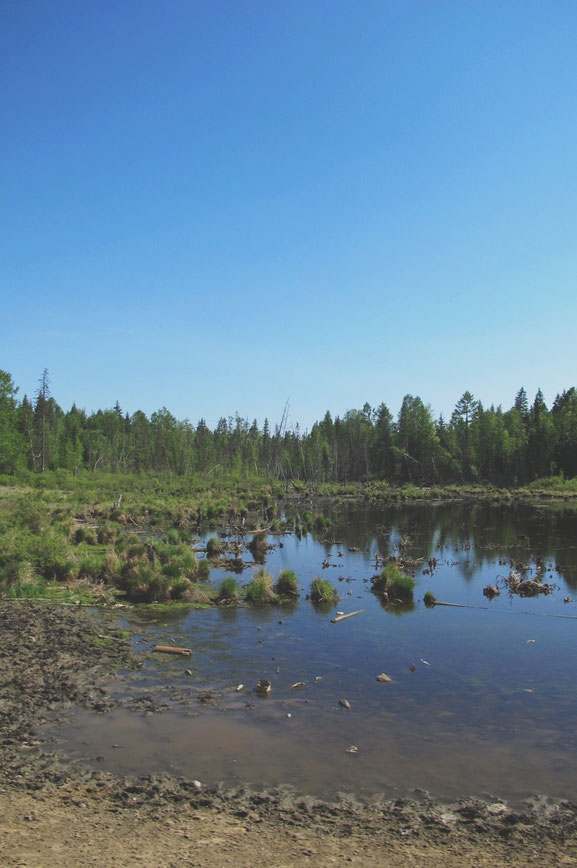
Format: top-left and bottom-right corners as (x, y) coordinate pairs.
(96, 522), (117, 544)
(423, 590), (437, 607)
(163, 528), (181, 545)
(248, 531), (268, 554)
(275, 569), (299, 597)
(206, 536), (223, 557)
(74, 526), (97, 545)
(119, 562), (172, 602)
(218, 575), (240, 603)
(313, 514), (331, 532)
(196, 559), (210, 580)
(245, 568), (277, 604)
(310, 577), (339, 603)
(372, 562), (416, 600)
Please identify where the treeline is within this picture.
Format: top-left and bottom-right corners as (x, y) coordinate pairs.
(1, 369), (576, 485)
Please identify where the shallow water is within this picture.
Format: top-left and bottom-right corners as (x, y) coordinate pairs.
(50, 501), (577, 804)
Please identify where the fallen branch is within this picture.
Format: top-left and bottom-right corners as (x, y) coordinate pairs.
(152, 645), (192, 657)
(433, 601), (486, 609)
(331, 609), (364, 623)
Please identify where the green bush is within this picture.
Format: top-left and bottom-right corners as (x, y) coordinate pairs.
(218, 576), (240, 603)
(310, 577), (339, 603)
(163, 528), (180, 545)
(96, 522), (117, 544)
(78, 554), (105, 581)
(313, 514), (331, 532)
(275, 569), (299, 597)
(245, 568), (277, 604)
(170, 578), (193, 599)
(196, 559), (210, 581)
(120, 563), (172, 603)
(100, 552), (122, 584)
(372, 562), (415, 600)
(206, 536), (223, 557)
(423, 590), (437, 607)
(73, 526), (97, 545)
(248, 531), (268, 556)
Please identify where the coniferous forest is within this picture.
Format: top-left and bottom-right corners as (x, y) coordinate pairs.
(1, 368), (576, 486)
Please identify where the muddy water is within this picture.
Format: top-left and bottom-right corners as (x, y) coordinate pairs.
(49, 501), (577, 804)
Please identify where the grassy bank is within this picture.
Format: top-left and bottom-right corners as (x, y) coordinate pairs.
(1, 470), (576, 605)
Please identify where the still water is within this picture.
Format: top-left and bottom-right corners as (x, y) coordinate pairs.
(52, 501), (577, 804)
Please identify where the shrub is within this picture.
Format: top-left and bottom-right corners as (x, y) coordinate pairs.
(78, 554), (104, 581)
(100, 552), (122, 584)
(423, 591), (437, 607)
(163, 528), (180, 545)
(248, 531), (268, 556)
(73, 526), (97, 545)
(0, 559), (46, 598)
(245, 568), (277, 604)
(313, 514), (331, 532)
(275, 569), (299, 597)
(160, 548), (198, 580)
(218, 576), (240, 603)
(310, 577), (339, 603)
(196, 559), (210, 581)
(120, 563), (172, 603)
(206, 536), (223, 557)
(96, 522), (117, 544)
(372, 562), (415, 601)
(170, 578), (193, 600)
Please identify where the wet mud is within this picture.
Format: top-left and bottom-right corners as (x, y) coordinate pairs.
(2, 601), (577, 866)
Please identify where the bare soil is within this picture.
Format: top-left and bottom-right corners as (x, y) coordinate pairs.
(2, 602), (577, 867)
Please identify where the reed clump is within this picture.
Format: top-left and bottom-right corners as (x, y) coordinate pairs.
(218, 576), (240, 604)
(371, 562), (415, 601)
(245, 568), (278, 604)
(310, 577), (339, 603)
(275, 569), (299, 597)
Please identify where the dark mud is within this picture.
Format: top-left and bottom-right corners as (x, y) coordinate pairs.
(2, 601), (577, 863)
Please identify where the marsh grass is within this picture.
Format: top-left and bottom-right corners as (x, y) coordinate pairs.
(245, 568), (278, 604)
(310, 577), (339, 603)
(248, 531), (268, 556)
(372, 562), (415, 600)
(275, 569), (299, 597)
(218, 575), (240, 604)
(206, 536), (223, 557)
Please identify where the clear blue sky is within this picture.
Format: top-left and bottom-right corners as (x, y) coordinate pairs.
(3, 0), (576, 431)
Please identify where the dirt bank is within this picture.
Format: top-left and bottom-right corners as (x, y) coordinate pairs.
(1, 602), (577, 867)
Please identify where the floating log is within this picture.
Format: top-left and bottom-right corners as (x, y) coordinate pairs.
(433, 601), (484, 609)
(152, 645), (192, 657)
(331, 609), (364, 623)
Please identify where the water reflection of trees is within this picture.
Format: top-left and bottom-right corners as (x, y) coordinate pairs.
(280, 502), (577, 588)
(343, 503), (576, 586)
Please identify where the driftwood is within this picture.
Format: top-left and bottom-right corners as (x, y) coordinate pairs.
(152, 644), (192, 657)
(331, 609), (364, 623)
(433, 601), (485, 609)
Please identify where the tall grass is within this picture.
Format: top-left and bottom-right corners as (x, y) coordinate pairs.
(275, 569), (299, 597)
(310, 577), (339, 603)
(245, 568), (277, 604)
(371, 562), (415, 600)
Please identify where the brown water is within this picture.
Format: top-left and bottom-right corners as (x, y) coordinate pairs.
(48, 501), (577, 804)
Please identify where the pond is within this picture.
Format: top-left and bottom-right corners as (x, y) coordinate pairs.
(50, 500), (577, 805)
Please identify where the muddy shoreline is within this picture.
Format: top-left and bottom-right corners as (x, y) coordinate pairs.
(2, 602), (577, 866)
